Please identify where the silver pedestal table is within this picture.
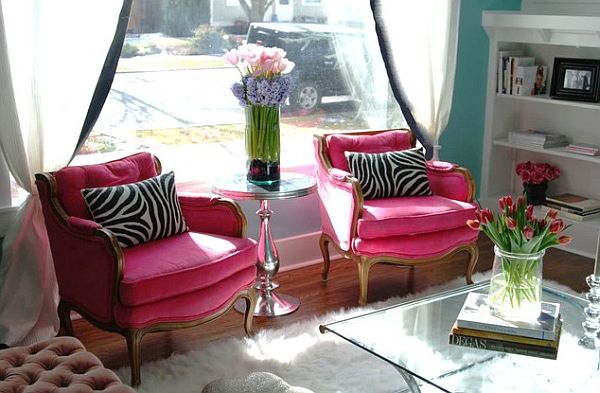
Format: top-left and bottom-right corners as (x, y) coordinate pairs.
(213, 173), (316, 317)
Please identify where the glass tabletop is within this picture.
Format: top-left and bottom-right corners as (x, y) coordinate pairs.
(320, 281), (600, 392)
(212, 172), (316, 200)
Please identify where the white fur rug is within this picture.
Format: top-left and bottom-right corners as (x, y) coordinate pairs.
(114, 273), (599, 393)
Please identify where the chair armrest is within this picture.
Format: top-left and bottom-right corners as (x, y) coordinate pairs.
(47, 217), (123, 324)
(178, 193), (246, 238)
(426, 161), (476, 202)
(66, 216), (102, 235)
(313, 137), (363, 251)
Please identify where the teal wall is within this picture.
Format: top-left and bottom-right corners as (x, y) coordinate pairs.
(441, 0), (521, 195)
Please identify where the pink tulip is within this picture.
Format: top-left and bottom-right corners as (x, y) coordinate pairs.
(549, 219), (565, 234)
(526, 205), (534, 220)
(558, 235), (572, 245)
(481, 208), (494, 224)
(506, 217), (516, 230)
(466, 219), (481, 230)
(499, 196), (513, 211)
(523, 226), (534, 240)
(546, 209), (558, 219)
(224, 49), (239, 65)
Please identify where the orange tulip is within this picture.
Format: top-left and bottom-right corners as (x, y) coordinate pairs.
(466, 219), (481, 230)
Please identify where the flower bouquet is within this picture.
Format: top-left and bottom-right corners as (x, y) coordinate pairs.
(516, 161), (560, 205)
(224, 44), (295, 184)
(467, 196), (571, 320)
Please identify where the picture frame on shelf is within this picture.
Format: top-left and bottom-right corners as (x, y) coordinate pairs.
(550, 57), (600, 102)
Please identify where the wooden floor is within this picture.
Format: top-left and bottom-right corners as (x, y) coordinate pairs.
(74, 236), (594, 372)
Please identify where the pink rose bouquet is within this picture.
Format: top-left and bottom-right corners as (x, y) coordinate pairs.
(516, 161), (560, 185)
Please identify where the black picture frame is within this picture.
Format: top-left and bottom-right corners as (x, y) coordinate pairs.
(550, 57), (600, 102)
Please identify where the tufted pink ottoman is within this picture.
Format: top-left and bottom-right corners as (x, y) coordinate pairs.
(0, 336), (135, 392)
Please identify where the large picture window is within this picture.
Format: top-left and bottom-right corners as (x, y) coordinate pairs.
(73, 0), (405, 187)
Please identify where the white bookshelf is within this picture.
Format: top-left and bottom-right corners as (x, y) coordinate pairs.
(481, 11), (600, 258)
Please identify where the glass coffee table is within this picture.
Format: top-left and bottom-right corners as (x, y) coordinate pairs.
(320, 282), (600, 392)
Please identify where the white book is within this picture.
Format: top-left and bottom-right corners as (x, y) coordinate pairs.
(509, 56), (535, 94)
(497, 50), (523, 94)
(456, 292), (561, 340)
(514, 65), (548, 96)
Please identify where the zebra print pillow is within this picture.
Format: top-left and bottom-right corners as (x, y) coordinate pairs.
(81, 171), (187, 248)
(345, 147), (433, 200)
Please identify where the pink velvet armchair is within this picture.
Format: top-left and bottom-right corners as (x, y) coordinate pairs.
(314, 129), (479, 305)
(35, 152), (258, 386)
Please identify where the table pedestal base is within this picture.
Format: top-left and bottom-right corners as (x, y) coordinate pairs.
(235, 285), (300, 317)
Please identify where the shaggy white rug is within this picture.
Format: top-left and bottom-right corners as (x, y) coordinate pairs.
(114, 273), (599, 393)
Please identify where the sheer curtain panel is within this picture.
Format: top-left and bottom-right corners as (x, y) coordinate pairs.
(371, 0), (461, 160)
(0, 0), (125, 345)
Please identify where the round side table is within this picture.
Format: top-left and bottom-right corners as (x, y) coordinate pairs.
(213, 173), (317, 317)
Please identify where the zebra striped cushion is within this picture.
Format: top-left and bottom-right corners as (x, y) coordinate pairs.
(345, 147), (433, 200)
(81, 171), (187, 248)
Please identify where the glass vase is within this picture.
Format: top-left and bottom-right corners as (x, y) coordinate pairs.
(245, 104), (280, 185)
(488, 246), (544, 321)
(523, 181), (547, 206)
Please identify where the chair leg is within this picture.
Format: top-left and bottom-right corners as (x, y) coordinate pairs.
(242, 288), (257, 336)
(125, 328), (143, 387)
(465, 242), (479, 285)
(319, 234), (331, 281)
(57, 300), (74, 336)
(356, 258), (372, 306)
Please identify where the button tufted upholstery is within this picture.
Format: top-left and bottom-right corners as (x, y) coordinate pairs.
(0, 337), (135, 392)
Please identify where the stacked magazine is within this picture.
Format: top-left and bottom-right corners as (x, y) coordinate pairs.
(449, 292), (562, 359)
(565, 143), (600, 156)
(543, 193), (600, 221)
(508, 129), (568, 148)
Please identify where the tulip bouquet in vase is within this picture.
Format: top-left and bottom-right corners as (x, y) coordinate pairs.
(224, 44), (295, 185)
(468, 196), (571, 321)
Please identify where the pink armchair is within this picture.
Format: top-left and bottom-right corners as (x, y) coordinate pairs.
(314, 129), (479, 305)
(35, 152), (258, 386)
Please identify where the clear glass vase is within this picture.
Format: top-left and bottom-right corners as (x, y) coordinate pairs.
(245, 105), (280, 185)
(488, 246), (544, 321)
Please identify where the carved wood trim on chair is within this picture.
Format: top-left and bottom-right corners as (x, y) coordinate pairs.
(319, 232), (479, 306)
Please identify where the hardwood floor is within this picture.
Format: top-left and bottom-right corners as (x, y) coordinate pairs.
(74, 236), (594, 372)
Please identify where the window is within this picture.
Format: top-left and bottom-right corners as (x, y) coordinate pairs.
(73, 2), (405, 188)
(226, 0), (239, 7)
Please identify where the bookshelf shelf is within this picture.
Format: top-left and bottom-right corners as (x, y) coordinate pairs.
(496, 94), (600, 111)
(493, 139), (600, 164)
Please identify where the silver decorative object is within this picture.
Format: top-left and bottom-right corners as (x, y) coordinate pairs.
(578, 274), (600, 349)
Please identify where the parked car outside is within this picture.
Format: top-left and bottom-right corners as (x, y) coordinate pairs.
(246, 23), (360, 112)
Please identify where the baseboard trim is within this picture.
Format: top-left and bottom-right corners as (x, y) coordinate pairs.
(276, 231), (340, 272)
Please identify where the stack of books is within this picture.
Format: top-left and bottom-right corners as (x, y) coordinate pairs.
(564, 143), (600, 156)
(496, 51), (548, 96)
(449, 292), (562, 360)
(508, 129), (568, 148)
(543, 193), (600, 221)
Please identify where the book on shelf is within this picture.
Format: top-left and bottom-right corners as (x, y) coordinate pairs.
(508, 129), (568, 148)
(448, 325), (561, 360)
(497, 50), (524, 94)
(513, 65), (548, 96)
(541, 204), (600, 221)
(455, 292), (561, 340)
(565, 143), (600, 156)
(509, 56), (535, 94)
(544, 193), (600, 213)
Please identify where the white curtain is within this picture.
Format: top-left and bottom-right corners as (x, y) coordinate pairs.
(323, 0), (405, 130)
(373, 0), (461, 160)
(0, 0), (124, 345)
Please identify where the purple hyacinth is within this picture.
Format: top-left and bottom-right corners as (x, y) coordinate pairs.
(230, 75), (292, 107)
